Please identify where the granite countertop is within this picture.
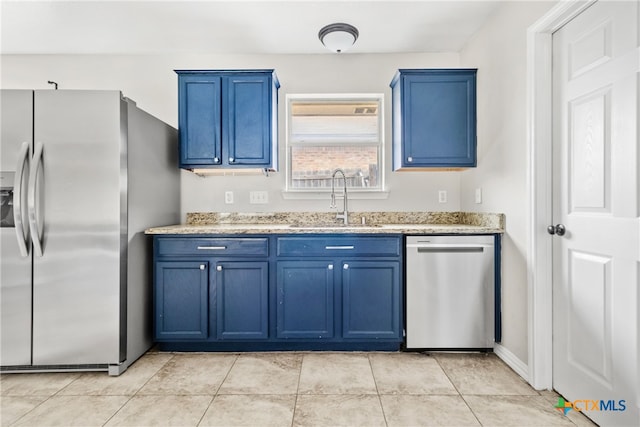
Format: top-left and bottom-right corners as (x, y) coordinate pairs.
(145, 211), (505, 235)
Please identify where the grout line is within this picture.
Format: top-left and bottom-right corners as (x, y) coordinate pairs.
(432, 353), (484, 426)
(3, 391), (50, 427)
(367, 353), (390, 427)
(291, 352), (304, 427)
(191, 352), (238, 427)
(102, 352), (178, 426)
(100, 394), (136, 426)
(213, 353), (240, 396)
(134, 352), (176, 394)
(194, 395), (215, 427)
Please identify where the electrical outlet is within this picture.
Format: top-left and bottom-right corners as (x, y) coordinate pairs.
(438, 190), (447, 203)
(249, 191), (268, 204)
(475, 188), (483, 204)
(224, 191), (234, 204)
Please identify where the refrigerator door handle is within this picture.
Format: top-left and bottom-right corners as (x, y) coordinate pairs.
(13, 141), (31, 257)
(27, 141), (44, 257)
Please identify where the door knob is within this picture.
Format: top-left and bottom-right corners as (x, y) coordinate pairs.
(547, 224), (566, 236)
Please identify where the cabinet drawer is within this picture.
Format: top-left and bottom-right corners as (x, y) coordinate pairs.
(157, 237), (268, 257)
(276, 236), (400, 257)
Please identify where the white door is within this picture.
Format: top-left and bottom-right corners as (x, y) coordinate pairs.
(552, 1), (639, 426)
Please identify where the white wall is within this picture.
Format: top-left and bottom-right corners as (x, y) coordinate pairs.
(1, 52), (463, 220)
(459, 0), (556, 364)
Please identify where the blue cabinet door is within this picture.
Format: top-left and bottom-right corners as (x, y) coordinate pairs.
(342, 261), (401, 339)
(155, 261), (208, 340)
(216, 261), (269, 340)
(391, 69), (477, 169)
(276, 261), (334, 338)
(176, 70), (279, 170)
(178, 74), (222, 167)
(225, 75), (273, 166)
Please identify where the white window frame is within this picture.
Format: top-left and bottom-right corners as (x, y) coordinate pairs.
(283, 93), (387, 199)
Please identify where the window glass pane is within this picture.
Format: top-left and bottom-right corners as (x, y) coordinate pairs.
(290, 102), (379, 142)
(287, 95), (383, 192)
(290, 146), (379, 189)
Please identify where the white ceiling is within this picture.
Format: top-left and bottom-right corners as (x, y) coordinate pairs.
(1, 0), (502, 55)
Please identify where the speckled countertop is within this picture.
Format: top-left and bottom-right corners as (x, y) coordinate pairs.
(145, 211), (504, 235)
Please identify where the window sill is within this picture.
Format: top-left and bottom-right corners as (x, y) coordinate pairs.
(281, 190), (390, 200)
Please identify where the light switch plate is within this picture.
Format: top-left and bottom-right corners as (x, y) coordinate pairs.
(250, 191), (268, 204)
(438, 190), (447, 203)
(475, 188), (482, 204)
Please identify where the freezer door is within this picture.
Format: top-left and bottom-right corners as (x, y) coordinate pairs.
(0, 90), (33, 366)
(31, 90), (124, 365)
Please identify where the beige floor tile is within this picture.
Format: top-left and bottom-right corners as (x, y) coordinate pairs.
(104, 395), (212, 427)
(0, 372), (79, 396)
(435, 353), (538, 395)
(370, 353), (457, 395)
(199, 394), (296, 427)
(0, 396), (48, 427)
(298, 353), (377, 395)
(293, 394), (386, 427)
(381, 394), (481, 426)
(217, 353), (301, 395)
(59, 352), (174, 396)
(465, 395), (575, 426)
(137, 353), (236, 395)
(11, 395), (129, 427)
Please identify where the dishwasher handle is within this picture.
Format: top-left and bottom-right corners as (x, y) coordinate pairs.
(407, 243), (493, 253)
(416, 246), (485, 253)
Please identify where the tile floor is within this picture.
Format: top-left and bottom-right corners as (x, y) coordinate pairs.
(0, 351), (597, 427)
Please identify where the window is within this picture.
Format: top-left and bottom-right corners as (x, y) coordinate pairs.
(286, 94), (384, 192)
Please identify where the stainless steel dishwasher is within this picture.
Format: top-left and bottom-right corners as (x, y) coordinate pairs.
(405, 235), (495, 350)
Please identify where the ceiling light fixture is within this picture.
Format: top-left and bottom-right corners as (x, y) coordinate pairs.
(318, 23), (359, 53)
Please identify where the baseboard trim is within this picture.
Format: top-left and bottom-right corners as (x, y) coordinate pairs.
(494, 343), (531, 385)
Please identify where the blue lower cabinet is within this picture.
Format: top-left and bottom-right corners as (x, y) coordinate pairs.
(153, 234), (403, 350)
(155, 261), (208, 340)
(276, 261), (334, 338)
(342, 261), (401, 339)
(216, 261), (269, 340)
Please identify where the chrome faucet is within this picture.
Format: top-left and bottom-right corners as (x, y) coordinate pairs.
(330, 168), (348, 225)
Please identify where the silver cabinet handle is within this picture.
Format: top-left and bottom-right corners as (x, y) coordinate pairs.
(343, 264), (349, 270)
(328, 264), (333, 270)
(216, 265), (222, 271)
(27, 142), (44, 257)
(197, 246), (226, 250)
(213, 157), (220, 163)
(407, 156), (413, 163)
(325, 245), (355, 250)
(200, 264), (206, 270)
(229, 157), (235, 163)
(13, 141), (30, 257)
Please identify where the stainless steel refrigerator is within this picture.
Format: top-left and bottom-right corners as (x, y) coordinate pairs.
(0, 89), (180, 375)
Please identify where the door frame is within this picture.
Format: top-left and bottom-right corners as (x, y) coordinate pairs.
(526, 0), (596, 390)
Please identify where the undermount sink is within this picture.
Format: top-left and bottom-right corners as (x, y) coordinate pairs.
(289, 223), (382, 228)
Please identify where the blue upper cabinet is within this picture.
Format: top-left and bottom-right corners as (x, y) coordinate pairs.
(390, 69), (477, 169)
(176, 70), (279, 170)
(178, 74), (222, 167)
